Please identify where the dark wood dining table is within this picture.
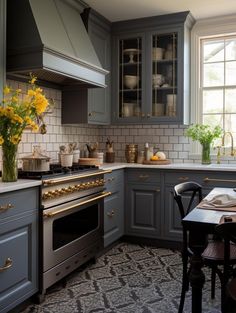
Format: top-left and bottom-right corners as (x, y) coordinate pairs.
(182, 187), (236, 313)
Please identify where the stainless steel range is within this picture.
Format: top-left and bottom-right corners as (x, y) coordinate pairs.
(19, 165), (111, 301)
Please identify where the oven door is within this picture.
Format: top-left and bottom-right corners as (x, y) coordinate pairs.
(43, 191), (111, 271)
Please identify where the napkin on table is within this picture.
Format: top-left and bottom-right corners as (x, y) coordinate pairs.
(200, 194), (236, 208)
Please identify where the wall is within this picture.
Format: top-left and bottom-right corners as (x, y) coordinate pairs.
(4, 80), (203, 166)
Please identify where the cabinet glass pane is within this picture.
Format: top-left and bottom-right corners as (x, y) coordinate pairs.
(119, 37), (142, 118)
(151, 33), (177, 118)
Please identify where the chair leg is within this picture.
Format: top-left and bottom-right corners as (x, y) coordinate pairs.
(178, 254), (188, 313)
(211, 267), (216, 299)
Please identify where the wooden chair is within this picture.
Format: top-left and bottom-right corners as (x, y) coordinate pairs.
(173, 181), (236, 313)
(215, 222), (236, 313)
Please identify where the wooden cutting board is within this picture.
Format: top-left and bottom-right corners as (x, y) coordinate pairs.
(78, 158), (100, 166)
(143, 159), (171, 165)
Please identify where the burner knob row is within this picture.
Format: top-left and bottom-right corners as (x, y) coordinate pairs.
(42, 179), (105, 200)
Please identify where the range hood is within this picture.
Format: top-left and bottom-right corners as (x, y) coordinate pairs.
(7, 0), (108, 88)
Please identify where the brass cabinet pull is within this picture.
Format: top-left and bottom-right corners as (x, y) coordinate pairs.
(0, 203), (14, 212)
(0, 258), (13, 272)
(141, 113), (145, 118)
(147, 113), (151, 118)
(139, 174), (149, 179)
(107, 209), (115, 217)
(43, 191), (112, 218)
(156, 188), (160, 192)
(204, 177), (236, 183)
(178, 176), (189, 181)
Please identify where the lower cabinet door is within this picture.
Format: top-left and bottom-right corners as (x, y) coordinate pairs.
(104, 191), (124, 247)
(0, 214), (38, 313)
(163, 185), (204, 241)
(125, 183), (161, 238)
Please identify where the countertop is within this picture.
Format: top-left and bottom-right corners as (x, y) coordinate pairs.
(1, 162), (236, 193)
(100, 162), (236, 172)
(0, 179), (41, 193)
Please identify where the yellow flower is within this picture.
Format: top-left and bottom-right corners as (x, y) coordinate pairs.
(16, 89), (22, 94)
(30, 76), (37, 84)
(0, 136), (4, 145)
(34, 94), (48, 114)
(24, 116), (32, 124)
(35, 87), (43, 94)
(3, 86), (11, 95)
(31, 123), (39, 132)
(10, 135), (21, 145)
(27, 89), (36, 97)
(11, 114), (23, 124)
(11, 96), (18, 103)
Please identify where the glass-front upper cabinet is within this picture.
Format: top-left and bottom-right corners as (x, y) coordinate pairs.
(118, 37), (143, 119)
(151, 33), (177, 119)
(112, 11), (195, 124)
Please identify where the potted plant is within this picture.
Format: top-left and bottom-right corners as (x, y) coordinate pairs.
(185, 124), (223, 164)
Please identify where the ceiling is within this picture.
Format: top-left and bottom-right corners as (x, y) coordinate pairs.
(84, 0), (236, 21)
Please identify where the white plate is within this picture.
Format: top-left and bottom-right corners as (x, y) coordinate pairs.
(123, 49), (141, 54)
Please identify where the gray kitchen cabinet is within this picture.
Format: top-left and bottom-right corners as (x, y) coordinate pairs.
(104, 170), (124, 247)
(163, 170), (236, 241)
(62, 8), (111, 125)
(0, 187), (39, 313)
(0, 0), (6, 99)
(125, 169), (161, 238)
(111, 11), (195, 124)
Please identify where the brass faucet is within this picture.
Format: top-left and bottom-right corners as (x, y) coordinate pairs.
(222, 131), (234, 156)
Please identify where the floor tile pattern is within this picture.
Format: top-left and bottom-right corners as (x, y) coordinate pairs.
(22, 242), (224, 313)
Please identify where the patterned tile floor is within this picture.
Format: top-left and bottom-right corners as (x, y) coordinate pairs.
(21, 242), (228, 313)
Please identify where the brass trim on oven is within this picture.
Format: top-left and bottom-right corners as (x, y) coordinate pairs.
(42, 169), (112, 186)
(43, 191), (112, 218)
(203, 177), (236, 183)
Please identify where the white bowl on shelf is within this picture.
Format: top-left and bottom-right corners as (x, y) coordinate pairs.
(124, 75), (139, 89)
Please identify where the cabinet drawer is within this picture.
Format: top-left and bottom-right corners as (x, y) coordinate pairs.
(164, 170), (236, 188)
(126, 169), (161, 183)
(164, 171), (202, 185)
(105, 170), (123, 193)
(0, 187), (38, 222)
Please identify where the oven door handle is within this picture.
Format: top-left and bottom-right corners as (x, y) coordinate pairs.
(43, 191), (112, 218)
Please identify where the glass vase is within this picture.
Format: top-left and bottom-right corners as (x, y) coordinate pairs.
(201, 142), (211, 165)
(2, 143), (18, 182)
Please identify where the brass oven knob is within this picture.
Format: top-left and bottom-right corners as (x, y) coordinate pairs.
(75, 184), (81, 190)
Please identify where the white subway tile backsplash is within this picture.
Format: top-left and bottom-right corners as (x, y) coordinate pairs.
(6, 79), (197, 164)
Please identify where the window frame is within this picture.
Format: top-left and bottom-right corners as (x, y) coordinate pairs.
(190, 14), (236, 155)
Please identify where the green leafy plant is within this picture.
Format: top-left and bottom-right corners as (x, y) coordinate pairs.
(185, 124), (223, 145)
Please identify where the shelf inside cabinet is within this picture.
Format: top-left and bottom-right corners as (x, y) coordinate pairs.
(153, 58), (177, 63)
(120, 89), (142, 92)
(152, 86), (177, 90)
(120, 62), (142, 66)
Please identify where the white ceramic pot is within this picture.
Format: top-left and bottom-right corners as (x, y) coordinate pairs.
(152, 103), (165, 116)
(152, 47), (164, 60)
(123, 103), (134, 117)
(124, 75), (139, 89)
(60, 153), (73, 167)
(73, 150), (80, 163)
(152, 74), (164, 87)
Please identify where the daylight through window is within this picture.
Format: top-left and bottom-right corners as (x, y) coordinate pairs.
(201, 35), (236, 145)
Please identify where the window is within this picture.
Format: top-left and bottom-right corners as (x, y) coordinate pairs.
(201, 36), (236, 138)
(191, 16), (236, 153)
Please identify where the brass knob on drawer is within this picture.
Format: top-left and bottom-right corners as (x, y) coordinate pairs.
(0, 258), (13, 272)
(107, 209), (115, 217)
(178, 176), (189, 181)
(0, 203), (14, 211)
(147, 113), (151, 118)
(139, 174), (149, 179)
